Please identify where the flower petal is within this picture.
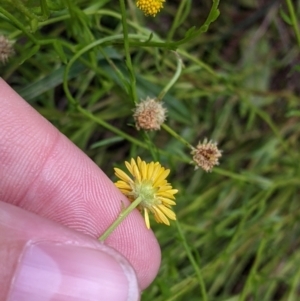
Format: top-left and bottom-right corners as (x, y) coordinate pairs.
(157, 205), (176, 220)
(153, 206), (170, 225)
(144, 208), (150, 229)
(137, 156), (142, 167)
(159, 191), (177, 199)
(125, 160), (133, 175)
(153, 168), (170, 186)
(158, 197), (176, 205)
(146, 162), (154, 179)
(140, 160), (147, 180)
(157, 185), (173, 192)
(151, 163), (163, 181)
(115, 181), (131, 190)
(134, 165), (142, 182)
(114, 168), (133, 183)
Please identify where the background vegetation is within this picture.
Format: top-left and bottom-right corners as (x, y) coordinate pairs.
(1, 0), (300, 300)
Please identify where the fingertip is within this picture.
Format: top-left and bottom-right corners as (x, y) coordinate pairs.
(8, 242), (140, 301)
(0, 79), (162, 290)
(0, 202), (140, 301)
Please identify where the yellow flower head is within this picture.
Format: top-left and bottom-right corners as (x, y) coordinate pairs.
(136, 0), (165, 17)
(114, 157), (178, 229)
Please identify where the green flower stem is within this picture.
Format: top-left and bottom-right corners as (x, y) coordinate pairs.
(99, 196), (142, 241)
(175, 220), (208, 301)
(1, 6), (74, 54)
(61, 35), (200, 162)
(235, 89), (296, 160)
(286, 0), (300, 50)
(157, 52), (183, 101)
(166, 0), (190, 43)
(5, 0), (220, 50)
(178, 49), (219, 78)
(124, 0), (220, 49)
(63, 34), (145, 104)
(119, 0), (138, 103)
(76, 106), (146, 148)
(239, 237), (266, 301)
(288, 260), (300, 301)
(162, 124), (193, 149)
(6, 0), (44, 22)
(40, 0), (50, 20)
(0, 6), (37, 44)
(62, 34), (150, 149)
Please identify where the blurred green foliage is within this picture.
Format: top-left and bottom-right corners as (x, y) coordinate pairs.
(1, 0), (300, 300)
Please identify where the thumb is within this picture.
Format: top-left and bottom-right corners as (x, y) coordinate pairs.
(0, 201), (140, 301)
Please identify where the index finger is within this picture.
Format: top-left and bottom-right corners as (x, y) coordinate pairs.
(0, 78), (161, 289)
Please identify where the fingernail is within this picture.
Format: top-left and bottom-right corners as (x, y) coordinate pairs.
(8, 241), (140, 301)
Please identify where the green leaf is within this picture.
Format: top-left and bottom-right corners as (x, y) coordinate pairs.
(280, 8), (292, 25)
(292, 64), (300, 72)
(46, 0), (65, 11)
(184, 26), (196, 38)
(286, 110), (300, 117)
(30, 18), (39, 32)
(53, 41), (67, 64)
(17, 47), (120, 101)
(17, 44), (40, 65)
(17, 61), (86, 101)
(210, 9), (220, 23)
(90, 137), (125, 149)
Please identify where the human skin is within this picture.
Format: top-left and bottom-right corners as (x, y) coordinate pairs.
(0, 78), (161, 299)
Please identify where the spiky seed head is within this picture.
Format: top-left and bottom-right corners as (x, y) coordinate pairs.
(191, 138), (222, 172)
(133, 97), (167, 131)
(0, 35), (14, 64)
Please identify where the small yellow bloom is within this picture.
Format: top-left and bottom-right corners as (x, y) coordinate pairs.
(136, 0), (165, 17)
(114, 157), (177, 229)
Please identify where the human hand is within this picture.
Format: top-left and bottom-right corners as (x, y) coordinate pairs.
(0, 78), (161, 301)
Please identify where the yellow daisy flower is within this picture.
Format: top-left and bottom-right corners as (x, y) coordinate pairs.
(136, 0), (165, 17)
(114, 157), (178, 229)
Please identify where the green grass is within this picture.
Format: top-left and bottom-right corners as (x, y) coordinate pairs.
(1, 0), (300, 300)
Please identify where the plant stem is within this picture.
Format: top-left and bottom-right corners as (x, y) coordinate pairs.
(286, 0), (300, 50)
(157, 52), (183, 101)
(0, 7), (38, 44)
(77, 106), (146, 148)
(177, 49), (219, 78)
(119, 0), (138, 103)
(62, 35), (192, 160)
(166, 0), (190, 42)
(162, 124), (193, 149)
(239, 237), (266, 301)
(99, 196), (142, 241)
(175, 220), (208, 301)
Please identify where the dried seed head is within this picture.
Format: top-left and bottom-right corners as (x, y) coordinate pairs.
(191, 138), (222, 172)
(0, 35), (14, 64)
(133, 97), (167, 131)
